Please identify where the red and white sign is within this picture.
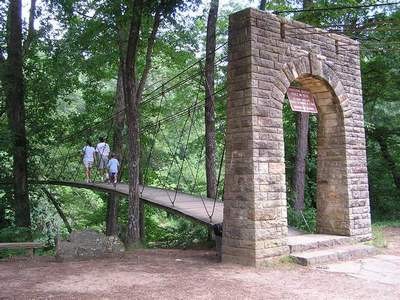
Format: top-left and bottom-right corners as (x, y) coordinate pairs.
(287, 87), (318, 113)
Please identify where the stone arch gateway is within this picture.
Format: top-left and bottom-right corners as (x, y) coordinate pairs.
(222, 8), (372, 266)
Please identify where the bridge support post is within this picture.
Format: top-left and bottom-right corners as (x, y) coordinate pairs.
(222, 8), (371, 266)
(139, 200), (145, 241)
(106, 192), (119, 236)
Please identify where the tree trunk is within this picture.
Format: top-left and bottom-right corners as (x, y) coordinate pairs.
(124, 78), (141, 245)
(123, 3), (142, 246)
(291, 0), (313, 212)
(106, 66), (125, 236)
(121, 0), (143, 246)
(122, 0), (161, 246)
(204, 0), (219, 199)
(375, 134), (400, 192)
(106, 193), (119, 236)
(113, 66), (126, 169)
(293, 112), (309, 211)
(259, 0), (267, 10)
(41, 188), (72, 233)
(139, 200), (144, 240)
(4, 0), (30, 227)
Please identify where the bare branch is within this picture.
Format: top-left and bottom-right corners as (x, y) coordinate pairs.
(22, 0), (37, 55)
(74, 9), (96, 20)
(41, 188), (72, 233)
(137, 8), (162, 99)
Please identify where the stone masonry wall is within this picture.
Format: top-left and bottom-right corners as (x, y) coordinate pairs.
(222, 8), (372, 266)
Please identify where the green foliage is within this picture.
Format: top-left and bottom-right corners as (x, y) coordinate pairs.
(362, 10), (400, 221)
(373, 220), (400, 228)
(371, 230), (386, 248)
(0, 227), (33, 243)
(370, 225), (387, 248)
(53, 187), (106, 231)
(287, 206), (316, 233)
(0, 227), (35, 258)
(370, 221), (400, 248)
(144, 205), (209, 248)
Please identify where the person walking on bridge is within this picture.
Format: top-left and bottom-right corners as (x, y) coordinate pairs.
(82, 140), (95, 183)
(96, 137), (110, 182)
(107, 153), (120, 187)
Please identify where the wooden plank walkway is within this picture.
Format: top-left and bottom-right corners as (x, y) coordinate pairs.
(40, 181), (223, 226)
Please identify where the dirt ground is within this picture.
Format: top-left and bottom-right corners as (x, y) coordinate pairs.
(1, 228), (399, 300)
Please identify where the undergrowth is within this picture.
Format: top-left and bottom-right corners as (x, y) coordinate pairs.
(287, 206), (316, 233)
(143, 205), (210, 249)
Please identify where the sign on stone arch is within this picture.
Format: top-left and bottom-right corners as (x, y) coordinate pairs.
(222, 8), (372, 266)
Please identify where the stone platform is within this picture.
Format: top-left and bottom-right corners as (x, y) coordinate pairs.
(288, 233), (353, 253)
(287, 231), (376, 266)
(324, 254), (400, 285)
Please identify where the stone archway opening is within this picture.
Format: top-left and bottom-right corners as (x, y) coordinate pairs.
(222, 8), (372, 266)
(285, 75), (349, 236)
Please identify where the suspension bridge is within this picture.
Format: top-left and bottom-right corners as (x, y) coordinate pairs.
(32, 47), (229, 226)
(38, 181), (223, 225)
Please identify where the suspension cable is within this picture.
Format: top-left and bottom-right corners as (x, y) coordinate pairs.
(172, 98), (199, 205)
(210, 129), (226, 220)
(143, 43), (227, 98)
(140, 84), (166, 195)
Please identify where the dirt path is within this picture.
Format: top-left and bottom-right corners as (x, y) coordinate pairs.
(1, 228), (399, 299)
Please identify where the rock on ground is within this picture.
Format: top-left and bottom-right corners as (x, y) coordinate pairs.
(56, 229), (124, 259)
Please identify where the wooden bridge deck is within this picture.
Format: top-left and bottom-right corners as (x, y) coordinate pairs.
(41, 181), (223, 226)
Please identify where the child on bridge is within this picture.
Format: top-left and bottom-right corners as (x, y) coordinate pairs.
(107, 153), (120, 186)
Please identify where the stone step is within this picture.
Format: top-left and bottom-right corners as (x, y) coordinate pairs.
(288, 234), (354, 253)
(290, 244), (377, 266)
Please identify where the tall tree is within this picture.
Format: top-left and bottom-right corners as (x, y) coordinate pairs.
(204, 0), (219, 199)
(292, 112), (309, 211)
(123, 0), (155, 245)
(292, 0), (313, 211)
(122, 0), (193, 245)
(1, 0), (35, 227)
(106, 66), (125, 236)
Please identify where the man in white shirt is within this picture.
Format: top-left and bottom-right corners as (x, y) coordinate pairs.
(96, 137), (110, 182)
(82, 140), (96, 183)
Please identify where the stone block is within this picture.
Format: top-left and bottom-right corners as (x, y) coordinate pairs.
(56, 230), (125, 260)
(223, 7), (371, 266)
